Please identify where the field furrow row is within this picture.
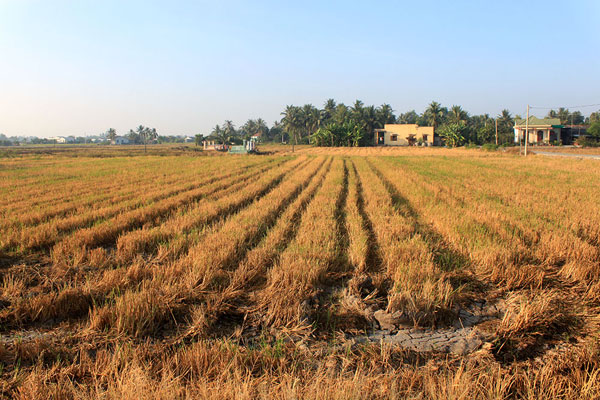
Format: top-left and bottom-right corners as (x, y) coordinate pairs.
(49, 156), (307, 269)
(255, 157), (348, 328)
(1, 157), (278, 229)
(86, 156), (327, 338)
(384, 157), (600, 289)
(362, 157), (460, 325)
(1, 158), (286, 255)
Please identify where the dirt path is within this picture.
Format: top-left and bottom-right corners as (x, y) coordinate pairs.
(535, 151), (600, 159)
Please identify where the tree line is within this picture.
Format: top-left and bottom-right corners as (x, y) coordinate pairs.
(204, 100), (517, 148)
(101, 105), (600, 149)
(203, 100), (600, 148)
(104, 126), (159, 145)
(4, 102), (598, 148)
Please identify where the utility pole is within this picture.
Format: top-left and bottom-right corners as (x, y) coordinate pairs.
(495, 119), (498, 146)
(524, 104), (530, 157)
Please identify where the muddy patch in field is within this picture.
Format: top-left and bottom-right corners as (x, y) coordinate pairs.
(350, 299), (505, 355)
(358, 326), (489, 355)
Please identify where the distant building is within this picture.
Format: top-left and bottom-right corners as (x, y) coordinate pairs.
(112, 136), (130, 145)
(514, 117), (562, 144)
(48, 136), (74, 144)
(374, 124), (436, 146)
(184, 136), (195, 143)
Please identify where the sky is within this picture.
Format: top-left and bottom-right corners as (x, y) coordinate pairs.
(1, 0), (599, 138)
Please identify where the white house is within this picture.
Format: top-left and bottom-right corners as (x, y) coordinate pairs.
(514, 117), (562, 144)
(49, 136), (70, 143)
(49, 136), (76, 144)
(112, 136), (130, 145)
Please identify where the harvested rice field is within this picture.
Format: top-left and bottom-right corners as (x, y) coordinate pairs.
(1, 146), (600, 399)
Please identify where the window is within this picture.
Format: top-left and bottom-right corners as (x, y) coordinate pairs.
(422, 134), (428, 142)
(390, 134), (398, 141)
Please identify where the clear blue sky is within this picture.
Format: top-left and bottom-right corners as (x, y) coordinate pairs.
(1, 0), (599, 137)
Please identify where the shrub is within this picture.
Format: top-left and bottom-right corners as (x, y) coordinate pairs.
(438, 123), (467, 147)
(576, 136), (600, 147)
(587, 120), (600, 138)
(481, 143), (499, 151)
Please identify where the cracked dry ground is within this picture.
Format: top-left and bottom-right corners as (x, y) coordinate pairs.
(1, 148), (600, 398)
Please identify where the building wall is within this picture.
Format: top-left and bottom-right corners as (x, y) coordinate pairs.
(374, 124), (435, 146)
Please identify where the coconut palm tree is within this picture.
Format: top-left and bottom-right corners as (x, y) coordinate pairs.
(570, 111), (584, 125)
(376, 104), (396, 125)
(497, 109), (513, 127)
(241, 119), (257, 139)
(255, 118), (268, 139)
(448, 105), (468, 125)
(334, 103), (349, 125)
(361, 105), (379, 143)
(301, 104), (320, 138)
(322, 98), (337, 124)
(149, 128), (158, 142)
(223, 120), (236, 139)
(127, 129), (137, 143)
(557, 108), (570, 125)
(351, 100), (364, 123)
(106, 128), (117, 142)
(310, 106), (322, 136)
(281, 105), (302, 152)
(496, 110), (514, 144)
(211, 124), (228, 145)
(398, 110), (418, 124)
(425, 101), (445, 130)
(136, 125), (149, 152)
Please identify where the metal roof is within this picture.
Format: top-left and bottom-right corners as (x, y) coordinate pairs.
(514, 117), (561, 126)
